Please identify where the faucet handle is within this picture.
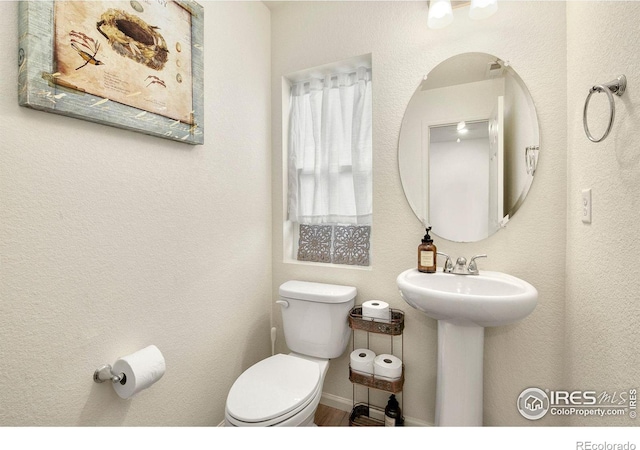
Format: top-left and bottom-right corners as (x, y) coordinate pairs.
(437, 252), (453, 273)
(468, 254), (487, 274)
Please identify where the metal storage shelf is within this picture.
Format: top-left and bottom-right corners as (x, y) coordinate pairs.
(348, 305), (405, 426)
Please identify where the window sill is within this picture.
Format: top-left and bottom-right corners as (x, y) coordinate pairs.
(282, 257), (373, 271)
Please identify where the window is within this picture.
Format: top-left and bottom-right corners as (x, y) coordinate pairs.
(285, 61), (372, 266)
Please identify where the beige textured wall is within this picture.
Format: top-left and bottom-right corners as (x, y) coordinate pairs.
(565, 1), (640, 426)
(0, 1), (271, 426)
(271, 1), (567, 426)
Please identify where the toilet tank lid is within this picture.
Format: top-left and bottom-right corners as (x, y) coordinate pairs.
(279, 280), (357, 304)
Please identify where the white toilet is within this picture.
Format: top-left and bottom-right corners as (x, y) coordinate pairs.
(224, 280), (356, 427)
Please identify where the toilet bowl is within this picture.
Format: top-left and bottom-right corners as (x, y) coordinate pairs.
(224, 280), (357, 427)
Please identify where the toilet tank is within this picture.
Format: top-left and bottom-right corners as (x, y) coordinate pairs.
(278, 280), (357, 359)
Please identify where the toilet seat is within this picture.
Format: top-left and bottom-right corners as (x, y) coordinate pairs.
(225, 354), (321, 425)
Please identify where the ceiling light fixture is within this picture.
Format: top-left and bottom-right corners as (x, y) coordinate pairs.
(469, 0), (498, 20)
(427, 0), (498, 29)
(427, 0), (453, 30)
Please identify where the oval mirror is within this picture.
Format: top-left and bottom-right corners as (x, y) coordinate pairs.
(398, 53), (540, 242)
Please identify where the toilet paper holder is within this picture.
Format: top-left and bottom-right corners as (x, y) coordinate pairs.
(93, 364), (125, 384)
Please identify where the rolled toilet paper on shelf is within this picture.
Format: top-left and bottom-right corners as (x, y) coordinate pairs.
(373, 354), (402, 381)
(112, 345), (166, 399)
(362, 300), (391, 321)
(350, 348), (376, 375)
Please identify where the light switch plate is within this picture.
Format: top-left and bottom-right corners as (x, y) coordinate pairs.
(582, 188), (592, 223)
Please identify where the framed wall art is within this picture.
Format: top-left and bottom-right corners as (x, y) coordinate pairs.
(18, 0), (204, 145)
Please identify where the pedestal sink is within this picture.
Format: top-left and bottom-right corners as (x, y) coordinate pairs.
(396, 268), (538, 426)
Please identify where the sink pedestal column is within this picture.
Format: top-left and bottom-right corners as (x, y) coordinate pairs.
(435, 320), (484, 426)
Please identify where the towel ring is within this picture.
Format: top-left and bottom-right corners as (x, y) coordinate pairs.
(583, 75), (626, 143)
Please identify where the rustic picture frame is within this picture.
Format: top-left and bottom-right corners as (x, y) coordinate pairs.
(18, 0), (204, 145)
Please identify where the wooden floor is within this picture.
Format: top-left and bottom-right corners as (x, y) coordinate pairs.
(314, 404), (350, 426)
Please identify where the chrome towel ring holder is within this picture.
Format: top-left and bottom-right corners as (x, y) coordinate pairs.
(583, 75), (626, 143)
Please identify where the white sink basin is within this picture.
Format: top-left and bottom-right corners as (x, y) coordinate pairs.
(397, 268), (538, 328)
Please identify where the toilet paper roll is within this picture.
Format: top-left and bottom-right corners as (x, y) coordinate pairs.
(350, 348), (376, 375)
(112, 345), (166, 399)
(373, 354), (402, 381)
(362, 300), (391, 321)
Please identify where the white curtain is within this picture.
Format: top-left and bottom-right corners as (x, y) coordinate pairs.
(287, 67), (372, 225)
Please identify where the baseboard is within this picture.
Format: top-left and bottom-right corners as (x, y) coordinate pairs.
(320, 392), (432, 427)
(320, 392), (353, 412)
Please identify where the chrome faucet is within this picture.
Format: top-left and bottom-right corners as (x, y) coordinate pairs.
(443, 254), (487, 275)
(452, 257), (468, 274)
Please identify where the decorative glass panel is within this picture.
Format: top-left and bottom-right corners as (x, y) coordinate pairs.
(296, 224), (370, 266)
(297, 224), (332, 263)
(333, 225), (371, 266)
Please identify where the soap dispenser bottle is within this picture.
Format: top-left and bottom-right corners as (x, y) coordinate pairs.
(384, 394), (403, 427)
(418, 227), (437, 273)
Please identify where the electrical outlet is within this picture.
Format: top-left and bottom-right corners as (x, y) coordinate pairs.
(582, 188), (592, 223)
